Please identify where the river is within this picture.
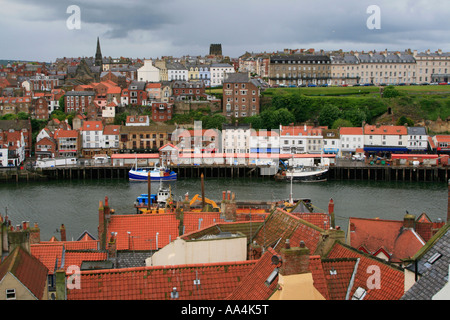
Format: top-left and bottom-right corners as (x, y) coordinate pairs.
(0, 178), (447, 241)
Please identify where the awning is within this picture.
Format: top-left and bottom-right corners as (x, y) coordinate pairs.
(364, 147), (408, 152)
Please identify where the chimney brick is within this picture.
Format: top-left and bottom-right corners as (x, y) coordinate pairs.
(279, 240), (310, 276)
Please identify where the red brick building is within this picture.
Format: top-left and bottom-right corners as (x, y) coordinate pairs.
(33, 97), (49, 120)
(64, 91), (96, 113)
(151, 102), (173, 122)
(35, 136), (57, 159)
(172, 81), (206, 101)
(223, 72), (261, 118)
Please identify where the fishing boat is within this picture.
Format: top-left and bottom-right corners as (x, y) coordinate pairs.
(128, 162), (177, 182)
(134, 184), (174, 209)
(284, 165), (329, 182)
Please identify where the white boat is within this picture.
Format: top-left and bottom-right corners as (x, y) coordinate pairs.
(284, 166), (329, 182)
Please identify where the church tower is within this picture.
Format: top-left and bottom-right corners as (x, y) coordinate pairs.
(95, 37), (103, 69)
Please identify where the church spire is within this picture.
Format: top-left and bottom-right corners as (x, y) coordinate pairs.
(95, 37), (103, 68)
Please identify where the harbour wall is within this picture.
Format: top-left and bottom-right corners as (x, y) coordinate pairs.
(2, 164), (447, 183)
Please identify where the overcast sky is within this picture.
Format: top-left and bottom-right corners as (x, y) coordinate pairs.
(2, 0), (450, 62)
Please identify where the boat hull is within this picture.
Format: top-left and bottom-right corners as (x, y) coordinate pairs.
(129, 169), (177, 182)
(284, 168), (329, 182)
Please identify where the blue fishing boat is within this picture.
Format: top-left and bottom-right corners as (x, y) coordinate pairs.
(128, 162), (177, 182)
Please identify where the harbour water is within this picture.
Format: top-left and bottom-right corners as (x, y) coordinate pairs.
(0, 178), (447, 241)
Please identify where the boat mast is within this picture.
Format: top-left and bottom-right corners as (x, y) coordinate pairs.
(289, 154), (293, 204)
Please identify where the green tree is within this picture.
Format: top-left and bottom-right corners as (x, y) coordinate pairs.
(331, 118), (353, 129)
(58, 96), (65, 112)
(396, 116), (414, 126)
(382, 86), (401, 98)
(318, 104), (341, 128)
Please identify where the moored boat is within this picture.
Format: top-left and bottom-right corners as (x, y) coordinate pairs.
(276, 166), (329, 182)
(129, 164), (177, 182)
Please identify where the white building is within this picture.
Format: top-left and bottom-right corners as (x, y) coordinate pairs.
(279, 125), (326, 154)
(363, 125), (408, 154)
(81, 121), (104, 150)
(407, 127), (428, 152)
(137, 59), (160, 82)
(210, 63), (235, 87)
(339, 127), (364, 157)
(250, 129), (280, 154)
(167, 62), (188, 81)
(222, 124), (251, 153)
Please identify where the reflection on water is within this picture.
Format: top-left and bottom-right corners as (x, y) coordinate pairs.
(0, 178), (446, 241)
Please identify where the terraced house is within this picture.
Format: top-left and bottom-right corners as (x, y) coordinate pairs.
(268, 53), (331, 87)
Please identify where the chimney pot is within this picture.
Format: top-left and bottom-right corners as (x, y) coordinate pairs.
(285, 239), (291, 249)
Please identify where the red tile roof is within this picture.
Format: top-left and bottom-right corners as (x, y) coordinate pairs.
(339, 127), (363, 135)
(103, 125), (120, 135)
(30, 243), (63, 274)
(66, 260), (257, 300)
(252, 208), (324, 254)
(326, 242), (405, 300)
(348, 217), (425, 262)
(0, 246), (48, 299)
(364, 124), (407, 135)
(226, 248), (279, 300)
(81, 121), (103, 131)
(107, 214), (180, 250)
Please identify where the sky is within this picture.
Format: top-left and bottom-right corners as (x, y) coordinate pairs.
(1, 0), (450, 62)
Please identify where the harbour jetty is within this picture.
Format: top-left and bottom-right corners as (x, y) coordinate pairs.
(25, 162), (450, 183)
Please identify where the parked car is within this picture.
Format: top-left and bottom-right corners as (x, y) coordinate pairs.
(352, 154), (366, 161)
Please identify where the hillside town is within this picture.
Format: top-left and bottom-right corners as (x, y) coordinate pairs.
(0, 39), (449, 302)
(1, 41), (450, 168)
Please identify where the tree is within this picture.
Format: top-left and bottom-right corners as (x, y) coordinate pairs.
(396, 116), (414, 126)
(318, 104), (341, 128)
(331, 118), (353, 129)
(382, 86), (401, 98)
(58, 96), (65, 112)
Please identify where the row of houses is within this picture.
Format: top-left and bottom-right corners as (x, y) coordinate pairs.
(0, 188), (448, 300)
(240, 48), (450, 86)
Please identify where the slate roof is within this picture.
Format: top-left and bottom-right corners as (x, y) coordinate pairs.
(401, 224), (450, 300)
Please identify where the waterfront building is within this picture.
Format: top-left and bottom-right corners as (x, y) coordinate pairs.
(35, 136), (56, 159)
(279, 125), (327, 154)
(363, 124), (408, 156)
(0, 119), (32, 158)
(322, 129), (340, 155)
(103, 125), (120, 154)
(222, 72), (261, 118)
(119, 125), (175, 152)
(222, 123), (251, 154)
(432, 135), (450, 154)
(250, 129), (280, 154)
(80, 121), (104, 158)
(407, 127), (428, 153)
(137, 59), (160, 82)
(53, 129), (81, 158)
(339, 127), (364, 158)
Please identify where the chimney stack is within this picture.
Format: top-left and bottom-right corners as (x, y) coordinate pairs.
(279, 239), (310, 276)
(403, 212), (416, 229)
(60, 224), (66, 242)
(328, 198), (335, 229)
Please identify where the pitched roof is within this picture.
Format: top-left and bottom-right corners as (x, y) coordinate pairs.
(0, 246), (48, 299)
(66, 260), (257, 300)
(252, 208), (324, 254)
(326, 242), (405, 300)
(103, 125), (120, 135)
(348, 217), (426, 262)
(401, 224), (450, 300)
(339, 127), (363, 135)
(81, 121), (103, 131)
(364, 124), (407, 135)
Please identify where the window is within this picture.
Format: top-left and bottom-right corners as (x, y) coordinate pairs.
(6, 289), (16, 300)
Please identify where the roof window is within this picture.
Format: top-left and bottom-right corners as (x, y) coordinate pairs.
(352, 287), (367, 300)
